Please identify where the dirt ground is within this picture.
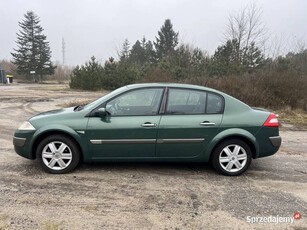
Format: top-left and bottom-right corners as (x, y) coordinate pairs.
(0, 84), (306, 230)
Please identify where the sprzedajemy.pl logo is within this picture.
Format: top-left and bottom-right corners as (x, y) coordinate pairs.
(246, 212), (301, 224)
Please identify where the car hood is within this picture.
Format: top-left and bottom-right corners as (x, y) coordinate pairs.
(29, 107), (75, 120)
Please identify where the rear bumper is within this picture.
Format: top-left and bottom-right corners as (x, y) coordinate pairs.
(269, 136), (282, 148)
(255, 128), (282, 158)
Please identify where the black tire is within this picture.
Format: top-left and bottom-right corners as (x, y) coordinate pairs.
(36, 134), (80, 174)
(211, 139), (252, 176)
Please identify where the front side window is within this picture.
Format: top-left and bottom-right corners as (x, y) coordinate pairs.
(166, 89), (207, 114)
(106, 88), (163, 116)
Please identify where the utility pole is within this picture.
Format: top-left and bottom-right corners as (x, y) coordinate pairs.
(62, 37), (66, 66)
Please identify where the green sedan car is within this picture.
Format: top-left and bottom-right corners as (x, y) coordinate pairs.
(13, 83), (281, 176)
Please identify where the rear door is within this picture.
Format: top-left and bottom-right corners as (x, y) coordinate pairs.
(156, 88), (224, 158)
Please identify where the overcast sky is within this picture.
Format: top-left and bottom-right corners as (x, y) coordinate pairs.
(1, 0), (306, 66)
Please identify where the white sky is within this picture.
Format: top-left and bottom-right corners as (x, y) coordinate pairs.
(1, 0), (306, 65)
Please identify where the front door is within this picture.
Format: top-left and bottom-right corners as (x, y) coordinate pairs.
(87, 88), (164, 159)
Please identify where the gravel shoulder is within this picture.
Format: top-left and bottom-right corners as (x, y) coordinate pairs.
(0, 84), (306, 230)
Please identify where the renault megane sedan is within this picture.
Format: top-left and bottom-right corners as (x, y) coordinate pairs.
(13, 83), (281, 176)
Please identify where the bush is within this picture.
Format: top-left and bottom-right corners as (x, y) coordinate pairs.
(69, 46), (307, 112)
(70, 57), (103, 90)
(102, 62), (139, 90)
(70, 57), (139, 91)
(187, 71), (307, 111)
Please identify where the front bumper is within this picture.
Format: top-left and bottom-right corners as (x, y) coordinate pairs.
(13, 131), (36, 160)
(13, 137), (26, 147)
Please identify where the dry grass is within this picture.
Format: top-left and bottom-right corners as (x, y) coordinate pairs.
(275, 109), (307, 129)
(25, 84), (70, 91)
(57, 98), (94, 108)
(42, 220), (59, 230)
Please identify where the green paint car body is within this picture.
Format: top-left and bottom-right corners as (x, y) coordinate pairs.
(13, 83), (281, 175)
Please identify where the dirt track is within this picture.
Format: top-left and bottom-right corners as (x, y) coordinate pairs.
(0, 84), (306, 230)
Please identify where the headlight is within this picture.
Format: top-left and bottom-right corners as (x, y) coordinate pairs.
(18, 121), (36, 131)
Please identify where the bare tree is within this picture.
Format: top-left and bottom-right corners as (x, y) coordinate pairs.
(267, 35), (306, 59)
(52, 62), (72, 83)
(266, 34), (288, 59)
(292, 36), (306, 53)
(225, 3), (268, 59)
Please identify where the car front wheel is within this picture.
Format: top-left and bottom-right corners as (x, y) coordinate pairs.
(36, 135), (80, 174)
(211, 139), (252, 176)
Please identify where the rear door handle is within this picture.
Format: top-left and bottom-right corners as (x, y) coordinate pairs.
(141, 122), (157, 127)
(200, 121), (216, 126)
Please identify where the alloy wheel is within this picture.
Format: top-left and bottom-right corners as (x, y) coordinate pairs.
(219, 144), (247, 173)
(42, 141), (73, 170)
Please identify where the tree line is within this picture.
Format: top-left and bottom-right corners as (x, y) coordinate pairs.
(70, 17), (268, 89)
(7, 7), (307, 110)
(69, 14), (306, 111)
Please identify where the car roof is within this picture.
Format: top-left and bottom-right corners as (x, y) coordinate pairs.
(126, 83), (221, 93)
(126, 83), (251, 110)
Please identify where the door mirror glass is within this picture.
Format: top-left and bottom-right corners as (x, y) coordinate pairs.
(96, 108), (107, 117)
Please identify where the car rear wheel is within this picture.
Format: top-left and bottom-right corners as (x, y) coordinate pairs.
(36, 135), (80, 174)
(211, 139), (252, 176)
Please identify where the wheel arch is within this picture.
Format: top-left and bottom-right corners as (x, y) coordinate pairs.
(31, 129), (84, 161)
(207, 129), (259, 162)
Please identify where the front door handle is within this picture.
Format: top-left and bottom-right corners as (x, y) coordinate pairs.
(141, 122), (157, 127)
(200, 121), (216, 126)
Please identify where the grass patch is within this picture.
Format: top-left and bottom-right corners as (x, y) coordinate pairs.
(275, 109), (307, 129)
(58, 98), (94, 108)
(26, 84), (70, 91)
(0, 214), (9, 230)
(42, 220), (59, 230)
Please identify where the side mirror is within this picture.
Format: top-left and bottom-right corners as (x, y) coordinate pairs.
(96, 108), (107, 117)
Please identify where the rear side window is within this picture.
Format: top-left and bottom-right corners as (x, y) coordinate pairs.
(207, 93), (223, 114)
(166, 89), (224, 115)
(166, 89), (207, 114)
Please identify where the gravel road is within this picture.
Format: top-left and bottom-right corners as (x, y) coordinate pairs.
(0, 84), (306, 230)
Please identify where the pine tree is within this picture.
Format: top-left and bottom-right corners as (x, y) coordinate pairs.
(129, 40), (144, 64)
(143, 39), (156, 64)
(154, 19), (179, 60)
(119, 39), (130, 62)
(211, 39), (243, 75)
(243, 42), (264, 70)
(11, 11), (56, 82)
(211, 39), (264, 75)
(129, 37), (155, 65)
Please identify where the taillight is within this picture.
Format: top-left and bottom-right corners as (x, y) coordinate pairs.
(263, 113), (279, 127)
